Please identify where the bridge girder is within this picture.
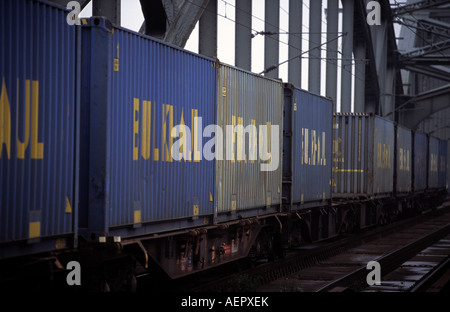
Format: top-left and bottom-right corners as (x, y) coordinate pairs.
(395, 0), (450, 134)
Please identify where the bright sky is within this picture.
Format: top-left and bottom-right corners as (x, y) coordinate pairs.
(80, 0), (405, 112)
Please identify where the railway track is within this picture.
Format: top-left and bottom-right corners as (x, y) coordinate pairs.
(171, 200), (450, 292)
(257, 201), (450, 292)
(315, 222), (450, 292)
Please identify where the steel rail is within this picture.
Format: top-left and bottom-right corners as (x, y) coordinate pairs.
(409, 254), (450, 292)
(316, 221), (450, 292)
(189, 203), (450, 292)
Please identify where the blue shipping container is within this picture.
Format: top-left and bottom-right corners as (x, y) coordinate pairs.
(332, 113), (395, 198)
(332, 114), (368, 197)
(283, 84), (332, 208)
(395, 125), (412, 194)
(80, 18), (216, 238)
(438, 139), (447, 189)
(428, 136), (439, 189)
(216, 64), (284, 221)
(0, 0), (77, 258)
(413, 132), (428, 192)
(373, 117), (395, 195)
(438, 140), (447, 189)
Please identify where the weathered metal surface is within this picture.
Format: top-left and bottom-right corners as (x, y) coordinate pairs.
(80, 18), (216, 237)
(428, 136), (439, 189)
(332, 113), (394, 198)
(438, 139), (447, 189)
(413, 132), (428, 192)
(283, 84), (333, 208)
(216, 64), (283, 220)
(0, 0), (77, 258)
(395, 125), (412, 194)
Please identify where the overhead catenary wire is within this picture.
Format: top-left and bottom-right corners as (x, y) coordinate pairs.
(218, 0), (343, 56)
(184, 0), (366, 84)
(225, 0), (366, 82)
(259, 32), (347, 75)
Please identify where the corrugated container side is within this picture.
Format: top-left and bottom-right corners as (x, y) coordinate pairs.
(428, 136), (439, 189)
(413, 132), (428, 192)
(81, 19), (216, 237)
(332, 114), (394, 198)
(438, 139), (447, 189)
(284, 85), (332, 207)
(373, 116), (395, 195)
(395, 125), (412, 194)
(332, 114), (370, 197)
(0, 0), (77, 258)
(216, 64), (283, 219)
(447, 142), (450, 195)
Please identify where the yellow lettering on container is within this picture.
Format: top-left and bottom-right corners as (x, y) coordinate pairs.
(311, 129), (316, 165)
(237, 117), (244, 162)
(231, 115), (236, 163)
(0, 78), (11, 159)
(192, 109), (201, 162)
(133, 98), (139, 161)
(163, 104), (173, 162)
(266, 121), (272, 163)
(31, 81), (43, 159)
(250, 119), (257, 163)
(180, 110), (188, 161)
(141, 100), (151, 160)
(17, 79), (30, 159)
(65, 196), (72, 213)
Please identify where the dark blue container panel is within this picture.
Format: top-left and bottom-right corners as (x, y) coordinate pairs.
(373, 117), (395, 195)
(438, 139), (447, 189)
(413, 132), (428, 192)
(428, 137), (439, 189)
(291, 88), (332, 204)
(395, 126), (412, 194)
(0, 0), (76, 258)
(81, 19), (216, 238)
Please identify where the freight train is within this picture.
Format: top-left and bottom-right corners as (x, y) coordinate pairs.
(0, 0), (447, 291)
